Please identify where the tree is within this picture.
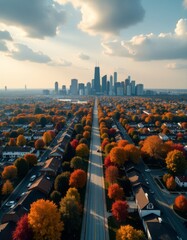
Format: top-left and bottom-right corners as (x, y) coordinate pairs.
(124, 144), (141, 164)
(70, 139), (79, 149)
(110, 147), (127, 166)
(104, 155), (114, 168)
(166, 176), (176, 190)
(50, 190), (62, 205)
(74, 123), (83, 134)
(54, 172), (70, 197)
(69, 169), (87, 188)
(174, 195), (187, 212)
(83, 131), (90, 139)
(66, 187), (80, 203)
(2, 180), (14, 195)
(43, 131), (52, 145)
(34, 138), (45, 150)
(2, 165), (17, 179)
(112, 200), (129, 223)
(162, 173), (172, 183)
(40, 116), (47, 127)
(16, 134), (26, 146)
(24, 153), (37, 168)
(141, 135), (163, 160)
(14, 157), (29, 179)
(12, 214), (33, 240)
(60, 196), (82, 234)
(116, 225), (145, 240)
(76, 143), (89, 158)
(63, 142), (76, 161)
(70, 156), (86, 170)
(117, 139), (129, 148)
(165, 150), (187, 175)
(108, 183), (124, 200)
(105, 166), (119, 184)
(28, 199), (63, 240)
(8, 138), (16, 146)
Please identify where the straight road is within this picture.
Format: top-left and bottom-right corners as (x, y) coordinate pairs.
(81, 98), (109, 240)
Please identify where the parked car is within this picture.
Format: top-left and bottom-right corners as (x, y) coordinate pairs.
(5, 200), (15, 207)
(30, 174), (36, 182)
(145, 169), (151, 172)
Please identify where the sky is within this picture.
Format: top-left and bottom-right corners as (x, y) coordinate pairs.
(0, 0), (187, 90)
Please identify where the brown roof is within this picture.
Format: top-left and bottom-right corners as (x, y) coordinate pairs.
(128, 171), (139, 186)
(29, 176), (53, 195)
(1, 205), (28, 224)
(134, 186), (149, 210)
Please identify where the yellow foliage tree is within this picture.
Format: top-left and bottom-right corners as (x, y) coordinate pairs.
(116, 225), (145, 240)
(66, 187), (80, 203)
(42, 132), (52, 145)
(16, 134), (26, 146)
(28, 199), (64, 240)
(2, 180), (14, 195)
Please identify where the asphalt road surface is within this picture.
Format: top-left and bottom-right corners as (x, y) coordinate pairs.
(81, 98), (109, 240)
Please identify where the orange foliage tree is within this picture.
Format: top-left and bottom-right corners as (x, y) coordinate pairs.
(112, 200), (129, 223)
(16, 134), (26, 146)
(28, 199), (64, 240)
(34, 138), (45, 150)
(8, 138), (16, 146)
(105, 166), (119, 184)
(108, 183), (124, 200)
(124, 144), (141, 164)
(2, 165), (17, 179)
(76, 143), (89, 158)
(110, 147), (127, 166)
(2, 180), (14, 195)
(166, 176), (176, 190)
(174, 195), (187, 212)
(42, 131), (52, 145)
(69, 169), (87, 188)
(117, 139), (129, 148)
(116, 225), (145, 240)
(165, 149), (186, 175)
(141, 135), (163, 160)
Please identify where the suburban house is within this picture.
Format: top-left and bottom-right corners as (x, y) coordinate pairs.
(175, 176), (187, 187)
(29, 176), (53, 195)
(40, 157), (61, 177)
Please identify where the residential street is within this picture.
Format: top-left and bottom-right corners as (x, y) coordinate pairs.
(81, 99), (109, 240)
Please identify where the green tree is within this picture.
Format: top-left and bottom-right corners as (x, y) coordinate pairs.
(14, 157), (29, 179)
(54, 172), (70, 197)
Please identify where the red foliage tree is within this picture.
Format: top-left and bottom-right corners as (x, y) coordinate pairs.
(166, 176), (176, 190)
(105, 166), (119, 184)
(112, 200), (129, 223)
(69, 169), (87, 188)
(104, 155), (114, 168)
(70, 139), (79, 149)
(108, 183), (124, 200)
(12, 214), (33, 240)
(174, 195), (187, 212)
(108, 128), (116, 137)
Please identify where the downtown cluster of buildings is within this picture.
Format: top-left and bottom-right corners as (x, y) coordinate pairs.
(44, 66), (145, 96)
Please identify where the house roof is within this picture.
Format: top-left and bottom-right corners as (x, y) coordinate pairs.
(175, 176), (187, 183)
(0, 222), (16, 240)
(143, 214), (178, 240)
(128, 171), (139, 186)
(1, 205), (28, 224)
(29, 176), (53, 195)
(134, 186), (149, 210)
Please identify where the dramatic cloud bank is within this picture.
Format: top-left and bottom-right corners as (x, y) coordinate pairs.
(57, 0), (145, 35)
(0, 0), (66, 38)
(102, 19), (187, 61)
(0, 30), (12, 40)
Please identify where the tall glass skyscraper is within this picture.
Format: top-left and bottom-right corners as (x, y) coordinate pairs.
(94, 66), (101, 93)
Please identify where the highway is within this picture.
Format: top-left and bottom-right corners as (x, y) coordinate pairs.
(81, 99), (109, 240)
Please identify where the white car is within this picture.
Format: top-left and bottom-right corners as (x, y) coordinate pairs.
(145, 169), (151, 172)
(5, 200), (15, 207)
(30, 175), (36, 182)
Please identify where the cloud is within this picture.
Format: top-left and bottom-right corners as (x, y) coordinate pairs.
(57, 0), (145, 36)
(0, 40), (8, 51)
(78, 52), (90, 60)
(10, 44), (51, 63)
(183, 0), (187, 8)
(166, 62), (187, 70)
(49, 59), (72, 66)
(0, 0), (66, 38)
(102, 19), (187, 61)
(0, 30), (12, 40)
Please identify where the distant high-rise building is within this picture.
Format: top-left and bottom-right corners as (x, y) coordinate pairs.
(43, 89), (50, 95)
(136, 84), (144, 96)
(102, 75), (107, 94)
(109, 75), (113, 96)
(124, 76), (131, 95)
(94, 66), (101, 94)
(55, 81), (58, 94)
(114, 72), (117, 84)
(70, 79), (78, 95)
(62, 85), (66, 95)
(78, 83), (85, 95)
(131, 80), (136, 95)
(86, 82), (91, 95)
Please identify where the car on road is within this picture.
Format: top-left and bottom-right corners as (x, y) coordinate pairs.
(27, 182), (32, 188)
(5, 200), (15, 207)
(30, 175), (36, 182)
(145, 179), (149, 185)
(145, 169), (151, 172)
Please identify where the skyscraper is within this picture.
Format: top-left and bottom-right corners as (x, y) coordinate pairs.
(94, 66), (101, 94)
(102, 75), (107, 94)
(70, 79), (78, 95)
(55, 81), (58, 95)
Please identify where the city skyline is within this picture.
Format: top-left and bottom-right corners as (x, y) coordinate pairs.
(0, 0), (187, 89)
